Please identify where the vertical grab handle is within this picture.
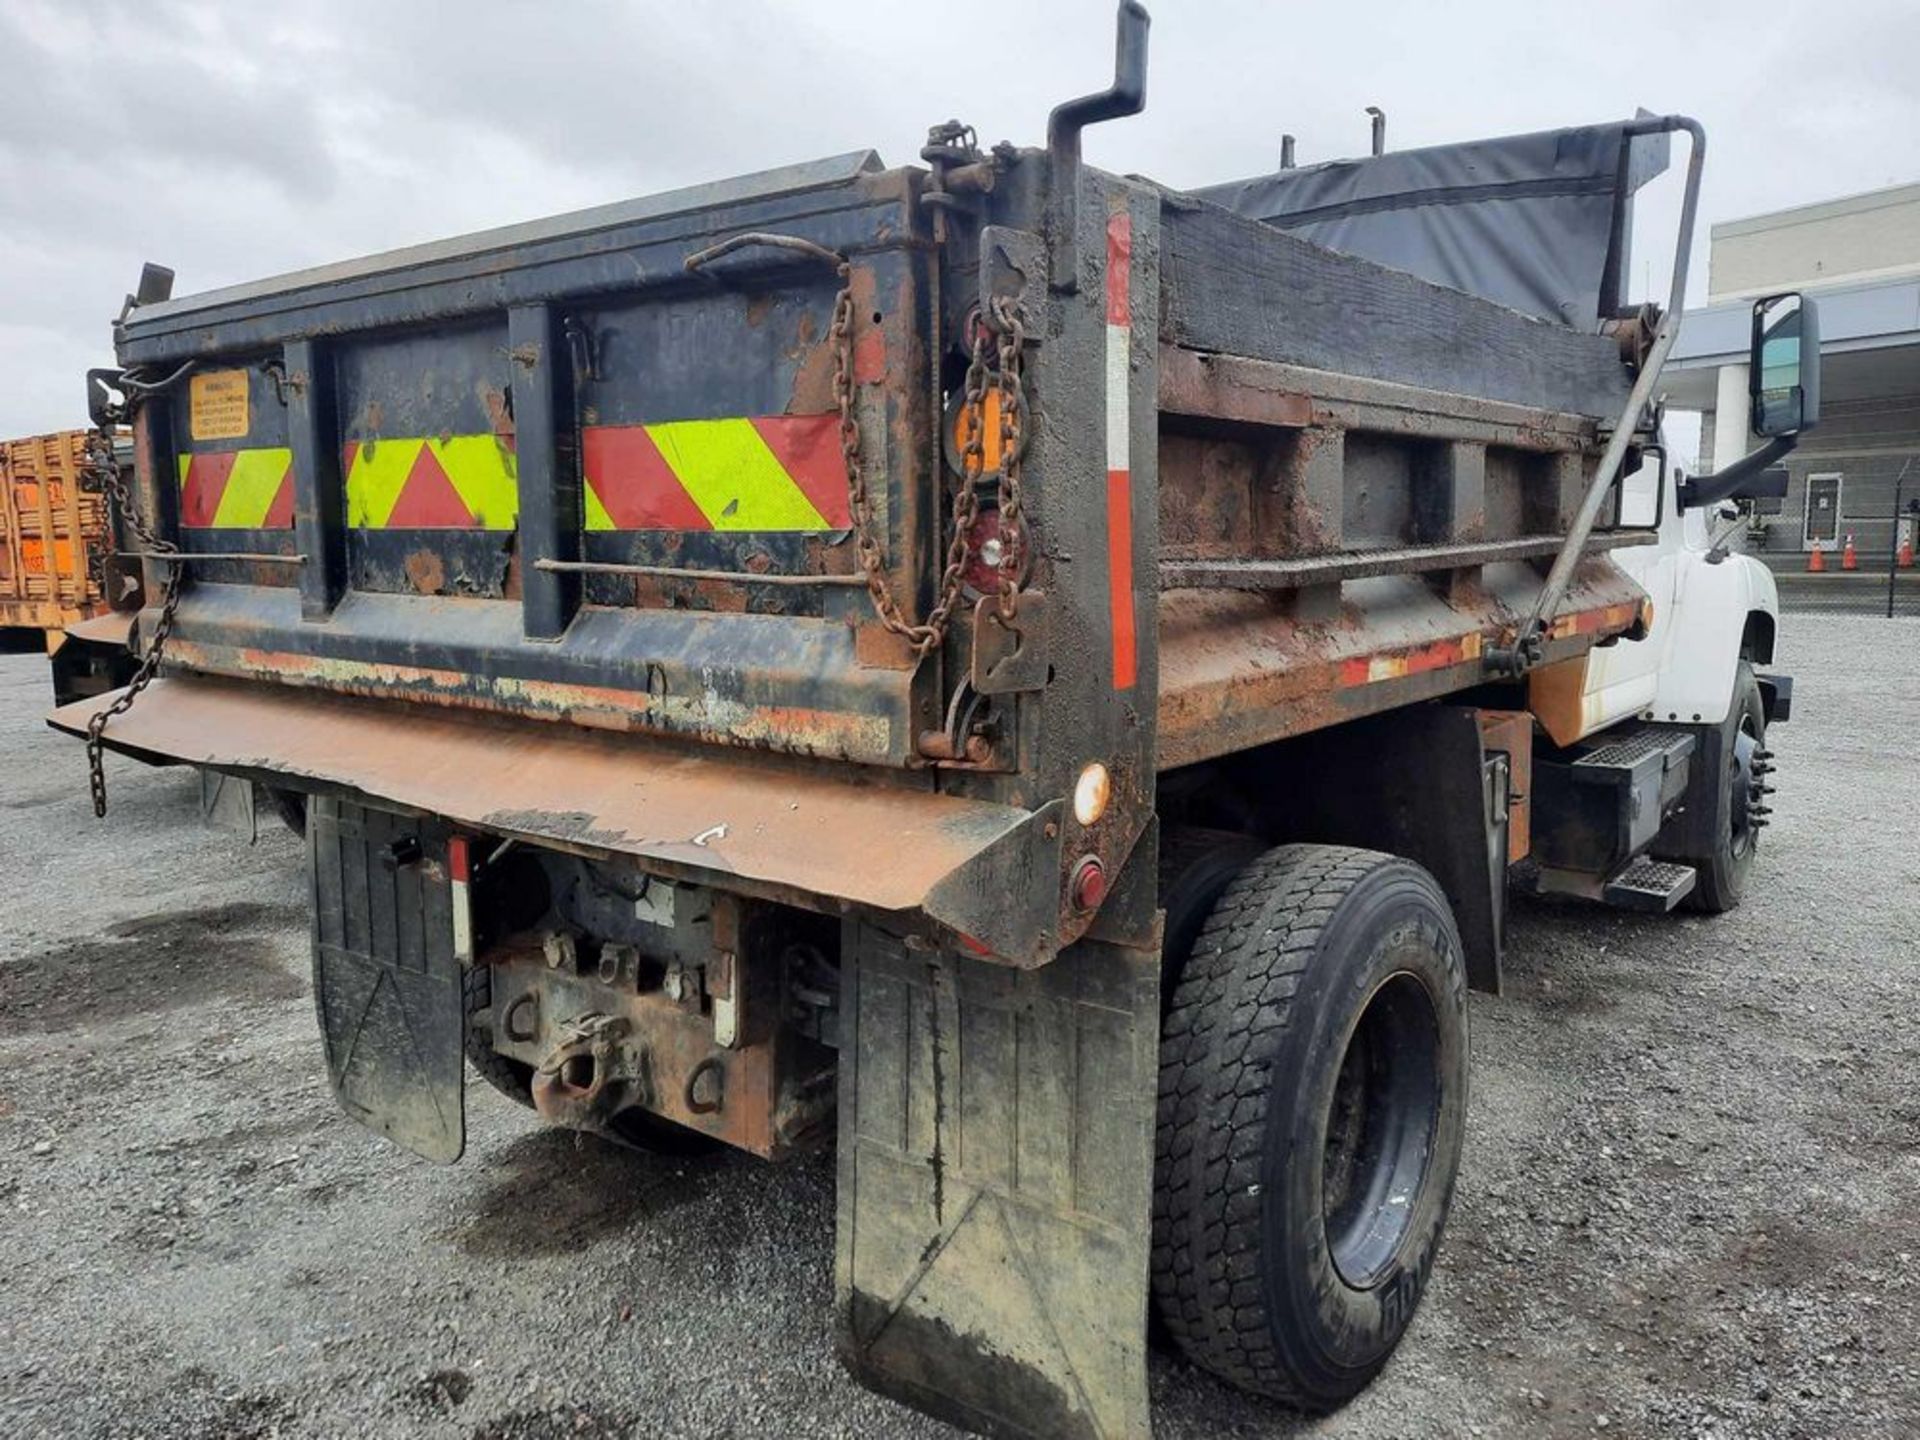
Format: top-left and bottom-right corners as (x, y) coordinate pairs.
(1045, 1), (1151, 294)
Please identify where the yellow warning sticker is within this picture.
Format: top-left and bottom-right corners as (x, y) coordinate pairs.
(189, 369), (250, 441)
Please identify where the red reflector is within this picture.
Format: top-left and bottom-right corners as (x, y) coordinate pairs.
(447, 835), (471, 883)
(1070, 856), (1108, 912)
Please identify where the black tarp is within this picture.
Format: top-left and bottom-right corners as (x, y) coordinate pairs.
(1192, 118), (1670, 331)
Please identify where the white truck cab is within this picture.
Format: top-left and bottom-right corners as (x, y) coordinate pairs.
(1529, 289), (1818, 915)
(1583, 451), (1782, 733)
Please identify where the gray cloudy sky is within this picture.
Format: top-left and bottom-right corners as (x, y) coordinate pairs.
(1, 0), (1914, 438)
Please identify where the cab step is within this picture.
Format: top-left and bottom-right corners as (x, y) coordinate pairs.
(1532, 726), (1696, 876)
(1601, 857), (1697, 913)
(1571, 726), (1697, 783)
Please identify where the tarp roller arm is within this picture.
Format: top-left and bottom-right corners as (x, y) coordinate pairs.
(1488, 115), (1706, 676)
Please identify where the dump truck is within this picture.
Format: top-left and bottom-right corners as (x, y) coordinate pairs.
(51, 7), (1820, 1435)
(0, 428), (142, 704)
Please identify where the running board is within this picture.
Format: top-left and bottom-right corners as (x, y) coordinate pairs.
(1600, 857), (1697, 913)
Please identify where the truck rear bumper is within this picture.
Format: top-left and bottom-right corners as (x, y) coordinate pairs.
(48, 677), (1044, 943)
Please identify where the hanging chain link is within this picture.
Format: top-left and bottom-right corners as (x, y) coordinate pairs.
(986, 294), (1028, 625)
(81, 420), (181, 818)
(833, 268), (1027, 654)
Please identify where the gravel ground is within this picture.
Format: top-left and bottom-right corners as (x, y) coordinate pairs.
(2, 615), (1917, 1440)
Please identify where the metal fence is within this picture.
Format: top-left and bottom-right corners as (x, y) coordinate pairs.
(1769, 461), (1920, 617)
(1775, 571), (1920, 617)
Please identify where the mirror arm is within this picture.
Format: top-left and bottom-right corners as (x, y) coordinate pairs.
(1676, 434), (1796, 512)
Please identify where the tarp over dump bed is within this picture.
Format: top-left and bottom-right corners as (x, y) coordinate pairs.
(1193, 118), (1671, 330)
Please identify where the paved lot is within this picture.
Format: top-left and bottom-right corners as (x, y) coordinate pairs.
(3, 615), (1918, 1439)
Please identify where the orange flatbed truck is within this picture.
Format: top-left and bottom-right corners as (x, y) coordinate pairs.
(1, 428), (139, 703)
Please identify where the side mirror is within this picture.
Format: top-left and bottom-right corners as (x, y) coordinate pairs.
(1749, 292), (1821, 437)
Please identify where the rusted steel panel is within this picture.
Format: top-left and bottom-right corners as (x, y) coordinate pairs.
(1158, 346), (1313, 428)
(1475, 708), (1535, 863)
(1159, 347), (1596, 451)
(48, 676), (1033, 919)
(1161, 198), (1634, 419)
(1156, 559), (1647, 770)
(144, 583), (916, 766)
(1160, 531), (1654, 591)
(62, 610), (135, 649)
(107, 162), (935, 770)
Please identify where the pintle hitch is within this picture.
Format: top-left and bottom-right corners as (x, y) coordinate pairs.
(530, 1013), (636, 1130)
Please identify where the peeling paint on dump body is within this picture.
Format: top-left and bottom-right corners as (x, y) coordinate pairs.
(163, 635), (897, 760)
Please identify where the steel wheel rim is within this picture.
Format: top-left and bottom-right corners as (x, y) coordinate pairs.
(1321, 970), (1442, 1290)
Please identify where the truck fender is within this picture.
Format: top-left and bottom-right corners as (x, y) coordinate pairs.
(1642, 553), (1778, 727)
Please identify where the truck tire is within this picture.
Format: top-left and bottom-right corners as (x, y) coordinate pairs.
(462, 963), (535, 1108)
(1680, 660), (1768, 914)
(1152, 844), (1469, 1411)
(1158, 827), (1269, 1013)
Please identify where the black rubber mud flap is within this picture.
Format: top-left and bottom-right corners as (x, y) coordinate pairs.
(308, 796), (465, 1163)
(836, 927), (1158, 1439)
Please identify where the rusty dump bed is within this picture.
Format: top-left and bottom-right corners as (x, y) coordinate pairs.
(60, 133), (1654, 957)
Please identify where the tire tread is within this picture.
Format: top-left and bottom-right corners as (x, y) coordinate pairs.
(1152, 843), (1392, 1404)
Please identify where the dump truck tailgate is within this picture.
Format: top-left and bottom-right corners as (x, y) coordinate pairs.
(112, 152), (935, 768)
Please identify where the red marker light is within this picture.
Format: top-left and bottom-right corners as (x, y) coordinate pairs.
(1070, 856), (1108, 912)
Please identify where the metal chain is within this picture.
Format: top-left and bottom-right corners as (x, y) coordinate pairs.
(987, 295), (1028, 624)
(833, 271), (1029, 654)
(838, 269), (994, 656)
(81, 422), (180, 818)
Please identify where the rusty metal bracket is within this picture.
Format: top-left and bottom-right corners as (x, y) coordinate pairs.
(198, 771), (257, 843)
(978, 226), (1046, 331)
(969, 591), (1051, 694)
(918, 680), (994, 765)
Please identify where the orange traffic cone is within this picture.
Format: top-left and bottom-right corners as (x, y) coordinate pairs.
(1808, 543), (1826, 573)
(1842, 533), (1858, 570)
(1900, 534), (1915, 569)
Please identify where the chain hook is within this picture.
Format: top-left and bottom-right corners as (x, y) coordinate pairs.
(81, 417), (180, 817)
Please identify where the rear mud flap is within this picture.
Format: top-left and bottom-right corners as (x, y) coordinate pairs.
(308, 797), (465, 1163)
(836, 927), (1158, 1439)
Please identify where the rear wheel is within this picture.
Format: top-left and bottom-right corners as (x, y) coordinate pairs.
(1152, 844), (1469, 1410)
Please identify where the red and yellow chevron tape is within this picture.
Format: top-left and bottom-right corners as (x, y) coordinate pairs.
(583, 416), (849, 532)
(175, 412), (850, 534)
(343, 437), (519, 530)
(178, 449), (295, 529)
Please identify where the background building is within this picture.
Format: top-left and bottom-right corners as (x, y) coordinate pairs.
(1665, 183), (1920, 573)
